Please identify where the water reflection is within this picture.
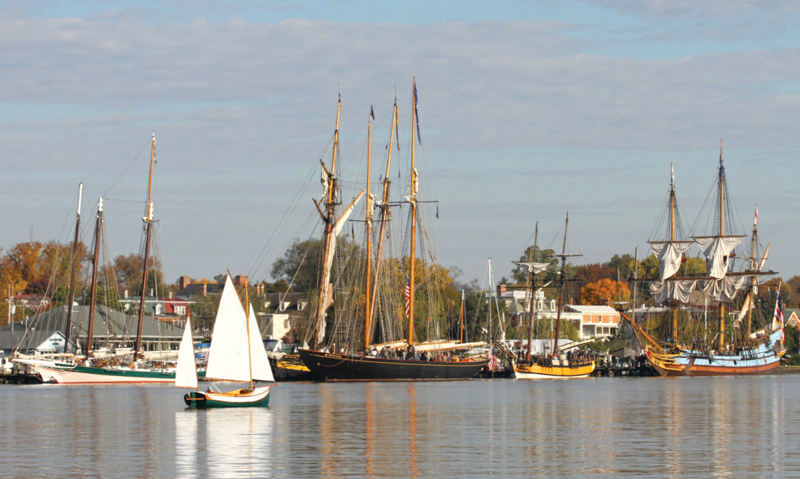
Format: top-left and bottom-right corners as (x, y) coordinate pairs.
(175, 407), (274, 478)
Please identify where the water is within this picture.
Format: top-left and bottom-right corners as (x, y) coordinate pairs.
(2, 376), (800, 478)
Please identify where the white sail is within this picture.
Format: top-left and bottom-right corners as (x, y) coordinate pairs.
(650, 280), (697, 304)
(650, 241), (693, 280)
(248, 304), (274, 382)
(206, 276), (252, 382)
(695, 236), (743, 279)
(703, 275), (748, 302)
(317, 190), (365, 345)
(175, 317), (198, 389)
(513, 261), (550, 275)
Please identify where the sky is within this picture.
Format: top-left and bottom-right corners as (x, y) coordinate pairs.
(2, 0), (800, 286)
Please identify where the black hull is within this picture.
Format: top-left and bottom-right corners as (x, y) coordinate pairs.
(268, 355), (316, 382)
(298, 349), (488, 382)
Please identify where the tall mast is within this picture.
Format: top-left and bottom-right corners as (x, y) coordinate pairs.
(313, 96), (341, 348)
(364, 105), (373, 349)
(670, 164), (679, 344)
(369, 99), (399, 337)
(135, 133), (156, 360)
(718, 139), (726, 351)
(86, 198), (103, 357)
(526, 222), (539, 360)
(552, 213), (569, 356)
(747, 205), (758, 336)
(64, 182), (83, 354)
(408, 78), (418, 346)
(244, 276), (254, 388)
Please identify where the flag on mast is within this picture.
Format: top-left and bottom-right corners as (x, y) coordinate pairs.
(404, 279), (411, 318)
(754, 204), (759, 226)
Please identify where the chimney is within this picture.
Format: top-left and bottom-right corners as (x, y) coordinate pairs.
(497, 284), (507, 297)
(168, 291), (174, 300)
(149, 288), (154, 297)
(179, 276), (192, 289)
(202, 284), (207, 296)
(235, 275), (249, 288)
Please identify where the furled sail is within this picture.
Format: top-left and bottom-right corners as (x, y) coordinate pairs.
(694, 236), (743, 279)
(206, 275), (251, 382)
(703, 275), (748, 302)
(650, 280), (697, 304)
(649, 241), (693, 280)
(248, 304), (274, 382)
(175, 317), (198, 389)
(513, 261), (550, 275)
(316, 190), (365, 345)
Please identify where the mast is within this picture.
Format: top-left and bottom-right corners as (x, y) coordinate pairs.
(135, 133), (156, 360)
(552, 213), (569, 356)
(64, 182), (83, 354)
(670, 164), (679, 345)
(526, 223), (539, 360)
(408, 78), (418, 346)
(459, 289), (465, 343)
(718, 139), (726, 351)
(244, 276), (254, 388)
(313, 96), (341, 348)
(747, 205), (758, 336)
(369, 99), (399, 338)
(86, 198), (103, 357)
(364, 105), (373, 349)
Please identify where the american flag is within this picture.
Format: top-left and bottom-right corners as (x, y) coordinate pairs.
(774, 285), (785, 345)
(404, 279), (411, 318)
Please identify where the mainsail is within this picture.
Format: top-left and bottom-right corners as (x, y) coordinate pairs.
(512, 261), (550, 275)
(206, 276), (251, 382)
(649, 280), (697, 304)
(650, 241), (693, 281)
(694, 236), (744, 280)
(702, 275), (748, 302)
(175, 317), (198, 389)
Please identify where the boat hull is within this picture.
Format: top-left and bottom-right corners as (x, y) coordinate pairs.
(647, 329), (784, 377)
(269, 354), (315, 381)
(298, 349), (487, 381)
(184, 386), (272, 408)
(513, 361), (596, 379)
(23, 363), (177, 384)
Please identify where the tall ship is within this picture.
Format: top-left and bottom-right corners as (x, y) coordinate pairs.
(624, 142), (784, 376)
(511, 215), (596, 379)
(298, 80), (487, 381)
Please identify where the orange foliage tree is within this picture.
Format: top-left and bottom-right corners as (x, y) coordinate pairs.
(579, 278), (630, 305)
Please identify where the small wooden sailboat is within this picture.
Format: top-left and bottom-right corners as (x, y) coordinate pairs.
(512, 214), (596, 379)
(177, 274), (275, 408)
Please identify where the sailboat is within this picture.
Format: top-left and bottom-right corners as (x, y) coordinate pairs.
(298, 80), (488, 381)
(19, 135), (189, 384)
(178, 274), (275, 407)
(625, 143), (784, 376)
(512, 214), (596, 379)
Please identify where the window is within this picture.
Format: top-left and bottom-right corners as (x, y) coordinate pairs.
(298, 301), (307, 311)
(175, 305), (186, 316)
(264, 301), (271, 309)
(155, 304), (162, 315)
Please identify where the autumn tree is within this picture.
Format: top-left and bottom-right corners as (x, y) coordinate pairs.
(579, 278), (631, 305)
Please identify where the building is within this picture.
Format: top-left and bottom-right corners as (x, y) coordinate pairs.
(497, 286), (620, 340)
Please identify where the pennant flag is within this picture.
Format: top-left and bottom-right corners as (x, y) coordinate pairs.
(754, 204), (759, 226)
(773, 284), (785, 345)
(370, 104), (375, 120)
(414, 83), (422, 144)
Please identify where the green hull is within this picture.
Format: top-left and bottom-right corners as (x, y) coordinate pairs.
(184, 389), (271, 408)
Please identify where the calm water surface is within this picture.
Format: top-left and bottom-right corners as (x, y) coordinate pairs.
(1, 376), (799, 478)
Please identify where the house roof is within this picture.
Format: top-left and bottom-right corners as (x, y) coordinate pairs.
(565, 305), (619, 314)
(0, 304), (184, 351)
(175, 283), (223, 299)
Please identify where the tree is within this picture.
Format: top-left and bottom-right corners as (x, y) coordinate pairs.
(576, 263), (616, 286)
(270, 238), (322, 292)
(112, 253), (164, 296)
(579, 278), (631, 305)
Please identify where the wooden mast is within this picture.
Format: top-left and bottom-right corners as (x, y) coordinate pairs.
(364, 106), (373, 349)
(460, 289), (465, 344)
(552, 213), (569, 357)
(313, 96), (341, 348)
(408, 78), (418, 346)
(747, 205), (758, 336)
(64, 182), (83, 354)
(718, 139), (726, 351)
(86, 198), (103, 357)
(526, 222), (539, 361)
(244, 276), (254, 388)
(670, 164), (679, 345)
(135, 133), (156, 360)
(369, 99), (399, 340)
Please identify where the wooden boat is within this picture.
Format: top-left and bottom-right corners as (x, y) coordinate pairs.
(512, 214), (596, 379)
(627, 143), (784, 376)
(299, 81), (487, 381)
(177, 274), (275, 408)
